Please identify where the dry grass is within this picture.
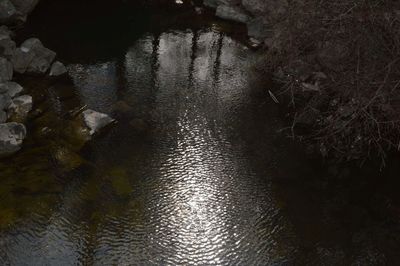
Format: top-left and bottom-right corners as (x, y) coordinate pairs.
(267, 0), (400, 166)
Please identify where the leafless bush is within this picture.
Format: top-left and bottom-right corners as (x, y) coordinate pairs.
(267, 0), (400, 166)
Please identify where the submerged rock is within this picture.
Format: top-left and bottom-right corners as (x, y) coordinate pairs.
(82, 109), (115, 135)
(0, 57), (13, 82)
(216, 5), (250, 23)
(49, 61), (67, 76)
(20, 38), (56, 74)
(0, 122), (26, 157)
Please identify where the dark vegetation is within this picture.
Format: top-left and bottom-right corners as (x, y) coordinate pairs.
(263, 0), (400, 166)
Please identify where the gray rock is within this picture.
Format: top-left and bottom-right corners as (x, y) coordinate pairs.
(0, 0), (17, 23)
(0, 122), (26, 156)
(11, 47), (35, 74)
(49, 61), (67, 76)
(247, 17), (271, 40)
(203, 0), (219, 8)
(0, 57), (13, 82)
(215, 5), (250, 23)
(2, 81), (23, 98)
(0, 110), (7, 123)
(82, 109), (115, 135)
(9, 95), (32, 119)
(242, 0), (287, 17)
(0, 26), (12, 38)
(21, 38), (56, 74)
(10, 0), (40, 15)
(0, 93), (12, 110)
(204, 0), (240, 8)
(241, 0), (268, 15)
(0, 35), (16, 59)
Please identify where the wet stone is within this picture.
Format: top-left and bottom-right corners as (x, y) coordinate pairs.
(82, 109), (115, 135)
(0, 122), (26, 157)
(49, 61), (67, 76)
(9, 95), (33, 120)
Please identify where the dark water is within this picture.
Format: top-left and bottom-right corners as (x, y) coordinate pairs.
(1, 1), (400, 265)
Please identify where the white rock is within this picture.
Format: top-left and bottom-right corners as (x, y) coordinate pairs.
(82, 109), (115, 135)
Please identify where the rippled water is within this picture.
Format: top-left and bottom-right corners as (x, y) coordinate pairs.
(1, 1), (400, 265)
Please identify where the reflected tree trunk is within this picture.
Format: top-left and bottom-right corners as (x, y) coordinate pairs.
(212, 32), (224, 88)
(188, 30), (199, 89)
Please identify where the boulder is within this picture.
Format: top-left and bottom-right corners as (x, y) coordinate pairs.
(242, 0), (287, 17)
(215, 5), (250, 23)
(203, 0), (219, 8)
(0, 35), (16, 59)
(0, 26), (12, 38)
(49, 61), (67, 76)
(20, 38), (56, 74)
(241, 0), (268, 15)
(82, 109), (115, 135)
(0, 0), (17, 24)
(0, 122), (26, 156)
(247, 17), (271, 40)
(204, 0), (241, 8)
(0, 57), (13, 82)
(0, 111), (7, 123)
(0, 93), (12, 111)
(11, 47), (35, 74)
(10, 0), (40, 15)
(9, 95), (33, 119)
(0, 81), (23, 98)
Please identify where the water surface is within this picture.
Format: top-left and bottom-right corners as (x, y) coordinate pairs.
(1, 1), (399, 265)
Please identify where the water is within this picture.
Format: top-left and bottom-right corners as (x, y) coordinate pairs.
(1, 1), (400, 265)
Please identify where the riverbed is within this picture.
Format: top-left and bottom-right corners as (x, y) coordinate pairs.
(0, 1), (399, 265)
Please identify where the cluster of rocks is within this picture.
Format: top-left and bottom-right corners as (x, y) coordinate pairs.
(203, 0), (286, 46)
(0, 0), (40, 25)
(0, 25), (67, 157)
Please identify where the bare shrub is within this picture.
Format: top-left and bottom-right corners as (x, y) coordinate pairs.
(268, 0), (400, 166)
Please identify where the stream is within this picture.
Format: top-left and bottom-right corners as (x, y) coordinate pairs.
(0, 1), (400, 265)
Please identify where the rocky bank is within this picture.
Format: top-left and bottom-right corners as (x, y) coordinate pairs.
(1, 1), (110, 157)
